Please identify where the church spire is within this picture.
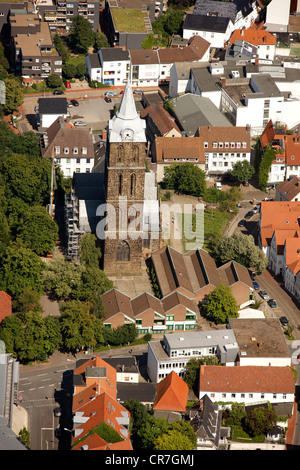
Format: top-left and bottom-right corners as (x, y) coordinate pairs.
(108, 81), (146, 143)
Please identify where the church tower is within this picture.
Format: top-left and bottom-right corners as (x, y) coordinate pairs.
(102, 82), (149, 275)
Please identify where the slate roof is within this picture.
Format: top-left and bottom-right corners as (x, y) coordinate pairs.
(170, 94), (232, 135)
(38, 97), (67, 115)
(100, 47), (130, 62)
(183, 13), (231, 33)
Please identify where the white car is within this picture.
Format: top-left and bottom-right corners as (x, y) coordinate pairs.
(133, 89), (143, 95)
(104, 91), (118, 97)
(259, 290), (269, 300)
(74, 121), (87, 126)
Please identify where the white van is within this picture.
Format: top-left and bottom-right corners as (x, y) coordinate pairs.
(215, 182), (222, 190)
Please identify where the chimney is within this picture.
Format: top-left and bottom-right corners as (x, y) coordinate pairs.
(102, 129), (107, 140)
(220, 77), (226, 87)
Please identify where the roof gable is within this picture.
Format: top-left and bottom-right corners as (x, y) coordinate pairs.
(153, 371), (189, 412)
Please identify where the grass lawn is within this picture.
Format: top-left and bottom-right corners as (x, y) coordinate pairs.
(111, 8), (148, 33)
(290, 47), (300, 58)
(180, 209), (232, 253)
(231, 425), (265, 443)
(67, 54), (86, 66)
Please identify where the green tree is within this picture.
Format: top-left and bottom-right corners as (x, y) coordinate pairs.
(214, 232), (268, 274)
(184, 356), (219, 393)
(1, 154), (52, 205)
(163, 162), (206, 197)
(259, 145), (276, 191)
(79, 233), (102, 268)
(245, 406), (278, 437)
(47, 74), (63, 89)
(0, 314), (23, 356)
(0, 243), (45, 298)
(94, 31), (110, 51)
(12, 288), (42, 315)
(14, 309), (47, 363)
(154, 429), (194, 450)
(231, 160), (255, 183)
(43, 257), (85, 300)
(76, 63), (87, 78)
(17, 205), (58, 256)
(203, 283), (238, 324)
(68, 16), (94, 54)
(44, 315), (63, 356)
(62, 63), (77, 79)
(59, 300), (103, 352)
(18, 427), (30, 447)
(3, 76), (24, 114)
(53, 34), (70, 64)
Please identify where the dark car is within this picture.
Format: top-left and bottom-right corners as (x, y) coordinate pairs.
(252, 281), (260, 290)
(238, 219), (246, 227)
(268, 299), (277, 308)
(71, 99), (79, 106)
(245, 211), (253, 219)
(279, 316), (288, 326)
(104, 96), (112, 103)
(53, 90), (64, 95)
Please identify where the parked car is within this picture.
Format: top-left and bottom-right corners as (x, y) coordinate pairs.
(252, 206), (259, 214)
(67, 101), (73, 108)
(53, 90), (64, 95)
(71, 99), (79, 106)
(104, 91), (118, 97)
(268, 299), (277, 308)
(65, 81), (71, 88)
(238, 219), (246, 227)
(133, 88), (143, 95)
(245, 211), (253, 219)
(279, 316), (288, 326)
(54, 407), (61, 417)
(74, 121), (87, 126)
(120, 90), (124, 95)
(252, 281), (260, 290)
(104, 96), (112, 103)
(259, 290), (269, 300)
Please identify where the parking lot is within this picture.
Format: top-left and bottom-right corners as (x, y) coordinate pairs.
(20, 88), (145, 133)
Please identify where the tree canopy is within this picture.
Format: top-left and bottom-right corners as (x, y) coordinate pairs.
(231, 160), (255, 183)
(163, 162), (206, 197)
(68, 16), (94, 54)
(214, 232), (268, 274)
(202, 283), (238, 324)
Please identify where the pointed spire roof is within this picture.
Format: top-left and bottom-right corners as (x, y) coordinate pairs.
(108, 81), (146, 143)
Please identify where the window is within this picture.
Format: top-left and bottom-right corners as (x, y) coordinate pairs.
(219, 142), (223, 148)
(64, 147), (69, 154)
(73, 147), (78, 154)
(136, 319), (142, 325)
(213, 142), (217, 148)
(204, 142), (208, 148)
(82, 147), (87, 155)
(55, 146), (60, 154)
(242, 142), (247, 148)
(225, 142), (229, 148)
(66, 158), (70, 163)
(76, 158), (80, 164)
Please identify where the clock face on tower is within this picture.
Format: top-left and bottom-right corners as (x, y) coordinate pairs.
(122, 128), (134, 141)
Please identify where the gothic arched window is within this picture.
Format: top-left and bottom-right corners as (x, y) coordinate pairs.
(130, 173), (136, 197)
(116, 241), (130, 261)
(132, 146), (139, 163)
(118, 174), (123, 195)
(118, 145), (124, 162)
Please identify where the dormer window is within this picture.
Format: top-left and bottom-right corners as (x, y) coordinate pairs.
(55, 146), (60, 154)
(204, 142), (208, 148)
(73, 147), (78, 154)
(64, 147), (69, 154)
(82, 147), (87, 155)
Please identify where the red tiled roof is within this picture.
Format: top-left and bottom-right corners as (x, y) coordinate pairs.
(230, 28), (276, 46)
(72, 392), (132, 450)
(199, 365), (295, 394)
(153, 371), (189, 412)
(0, 291), (12, 323)
(260, 201), (300, 247)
